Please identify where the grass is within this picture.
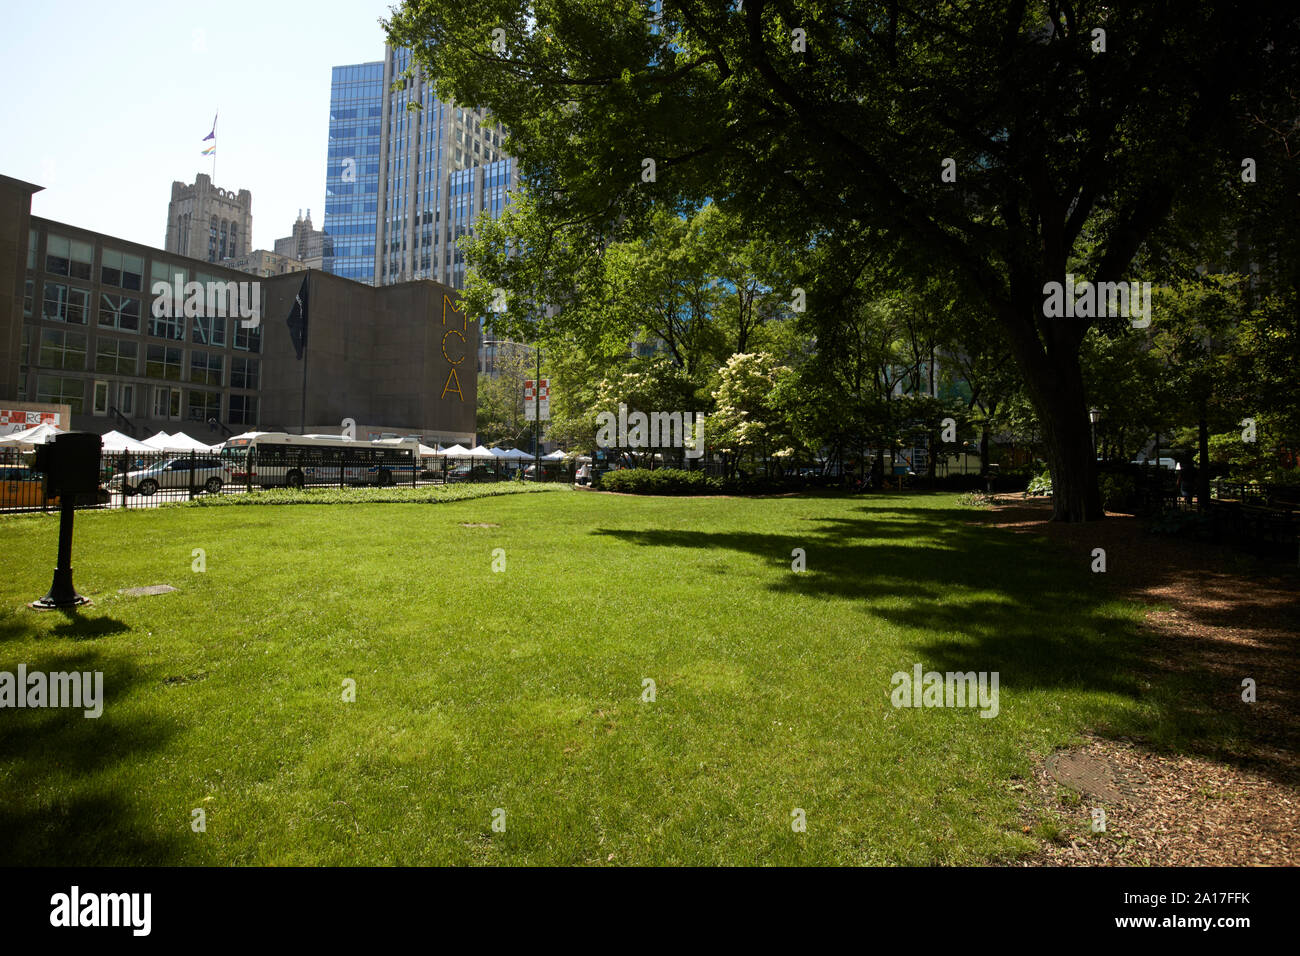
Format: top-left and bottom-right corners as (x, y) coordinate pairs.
(0, 490), (1172, 865)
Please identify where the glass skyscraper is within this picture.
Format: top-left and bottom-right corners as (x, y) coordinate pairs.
(322, 46), (517, 289)
(322, 61), (385, 282)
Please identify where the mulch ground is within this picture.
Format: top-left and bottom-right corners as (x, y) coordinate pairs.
(972, 495), (1300, 866)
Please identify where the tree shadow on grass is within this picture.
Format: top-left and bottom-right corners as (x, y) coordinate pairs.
(49, 609), (132, 641)
(592, 502), (1299, 786)
(0, 627), (189, 864)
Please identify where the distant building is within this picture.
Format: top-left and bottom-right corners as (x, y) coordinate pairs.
(224, 249), (307, 278)
(322, 46), (518, 288)
(274, 210), (324, 270)
(164, 173), (253, 263)
(0, 174), (476, 447)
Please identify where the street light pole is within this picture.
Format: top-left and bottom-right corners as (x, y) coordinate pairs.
(534, 345), (541, 481)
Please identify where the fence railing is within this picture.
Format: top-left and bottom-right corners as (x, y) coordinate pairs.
(0, 447), (578, 514)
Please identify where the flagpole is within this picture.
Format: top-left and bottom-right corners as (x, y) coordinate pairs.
(212, 110), (218, 181)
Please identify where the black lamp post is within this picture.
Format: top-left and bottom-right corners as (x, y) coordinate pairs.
(1089, 407), (1101, 459)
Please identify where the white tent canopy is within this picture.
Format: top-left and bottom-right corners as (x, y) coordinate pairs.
(142, 431), (216, 453)
(543, 449), (570, 460)
(439, 444), (471, 458)
(499, 448), (535, 461)
(0, 422), (65, 446)
(167, 432), (216, 452)
(418, 444), (440, 457)
(466, 445), (497, 459)
(100, 430), (155, 453)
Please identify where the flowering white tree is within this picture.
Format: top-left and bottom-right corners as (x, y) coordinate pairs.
(710, 352), (797, 478)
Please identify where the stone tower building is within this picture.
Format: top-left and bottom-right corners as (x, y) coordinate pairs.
(165, 173), (252, 263)
(274, 210), (324, 269)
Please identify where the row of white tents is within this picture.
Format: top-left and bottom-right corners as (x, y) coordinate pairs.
(0, 424), (580, 460)
(434, 444), (571, 462)
(0, 424), (220, 454)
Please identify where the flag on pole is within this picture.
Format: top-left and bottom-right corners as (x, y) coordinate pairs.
(201, 114), (216, 156)
(286, 273), (310, 360)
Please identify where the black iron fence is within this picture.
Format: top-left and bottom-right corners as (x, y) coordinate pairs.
(1126, 464), (1300, 558)
(1, 447), (578, 514)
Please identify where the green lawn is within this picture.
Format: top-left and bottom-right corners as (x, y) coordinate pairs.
(0, 489), (1182, 864)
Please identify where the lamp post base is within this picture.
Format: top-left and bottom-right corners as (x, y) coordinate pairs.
(29, 567), (92, 611)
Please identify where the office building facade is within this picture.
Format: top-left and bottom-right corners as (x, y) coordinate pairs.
(0, 175), (477, 447)
(274, 210), (325, 270)
(322, 46), (518, 289)
(224, 249), (307, 278)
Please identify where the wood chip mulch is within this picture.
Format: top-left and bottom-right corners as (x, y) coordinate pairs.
(972, 495), (1300, 866)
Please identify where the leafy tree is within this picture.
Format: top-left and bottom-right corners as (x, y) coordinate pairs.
(592, 355), (705, 467)
(476, 347), (534, 448)
(388, 0), (1299, 520)
(709, 352), (796, 477)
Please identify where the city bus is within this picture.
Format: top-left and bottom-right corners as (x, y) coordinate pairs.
(218, 432), (420, 488)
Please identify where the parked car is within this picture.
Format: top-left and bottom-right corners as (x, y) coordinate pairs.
(0, 465), (110, 508)
(108, 457), (230, 496)
(0, 464), (59, 508)
(445, 463), (496, 483)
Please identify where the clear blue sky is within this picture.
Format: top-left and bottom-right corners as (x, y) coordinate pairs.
(0, 0), (396, 252)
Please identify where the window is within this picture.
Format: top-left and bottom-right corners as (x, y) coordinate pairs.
(228, 394), (258, 426)
(234, 321), (261, 352)
(23, 279), (33, 318)
(153, 385), (181, 420)
(95, 338), (138, 375)
(20, 325), (32, 376)
(145, 344), (183, 380)
(99, 294), (141, 331)
(43, 283), (90, 324)
(187, 389), (220, 423)
(190, 351), (223, 386)
(39, 329), (87, 370)
(69, 240), (93, 280)
(191, 313), (227, 347)
(149, 309), (184, 340)
(101, 249), (144, 291)
(230, 356), (258, 389)
(37, 376), (85, 413)
(45, 234), (70, 275)
(27, 230), (37, 269)
(93, 381), (109, 415)
(151, 260), (185, 287)
(120, 383), (135, 417)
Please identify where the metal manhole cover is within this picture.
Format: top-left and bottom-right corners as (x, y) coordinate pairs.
(1047, 751), (1147, 805)
(119, 585), (178, 597)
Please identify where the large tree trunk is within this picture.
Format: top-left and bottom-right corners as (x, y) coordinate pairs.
(996, 288), (1103, 522)
(1025, 360), (1103, 522)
